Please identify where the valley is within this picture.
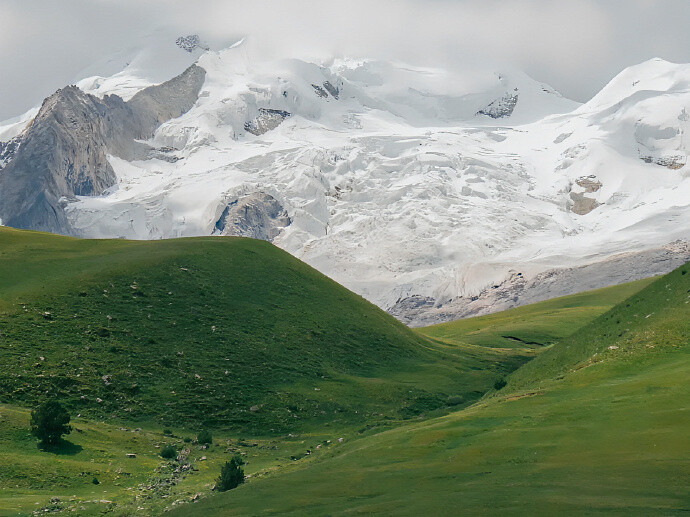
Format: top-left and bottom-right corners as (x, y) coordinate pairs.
(0, 18), (689, 517)
(0, 228), (685, 515)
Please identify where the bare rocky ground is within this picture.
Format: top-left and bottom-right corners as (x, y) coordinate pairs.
(391, 240), (690, 327)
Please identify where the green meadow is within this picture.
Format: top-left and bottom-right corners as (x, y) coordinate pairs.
(181, 263), (689, 515)
(0, 226), (686, 515)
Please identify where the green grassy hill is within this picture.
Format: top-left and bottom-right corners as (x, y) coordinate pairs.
(0, 227), (527, 435)
(2, 226), (685, 516)
(417, 278), (654, 349)
(506, 261), (690, 392)
(174, 263), (689, 515)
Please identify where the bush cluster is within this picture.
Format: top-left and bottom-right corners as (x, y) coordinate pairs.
(160, 444), (178, 459)
(217, 455), (245, 492)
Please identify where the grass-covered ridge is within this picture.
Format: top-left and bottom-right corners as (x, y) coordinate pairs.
(174, 262), (689, 515)
(506, 261), (690, 392)
(417, 278), (654, 349)
(0, 227), (526, 434)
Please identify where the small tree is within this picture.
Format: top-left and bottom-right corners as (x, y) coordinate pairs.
(216, 455), (245, 492)
(494, 378), (507, 391)
(197, 429), (213, 445)
(160, 444), (178, 459)
(30, 401), (71, 447)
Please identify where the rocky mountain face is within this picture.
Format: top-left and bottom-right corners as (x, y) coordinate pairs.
(214, 193), (291, 241)
(1, 40), (689, 323)
(477, 90), (519, 118)
(0, 65), (205, 234)
(391, 241), (690, 326)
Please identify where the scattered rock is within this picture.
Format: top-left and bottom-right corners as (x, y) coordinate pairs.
(312, 84), (328, 98)
(641, 155), (685, 170)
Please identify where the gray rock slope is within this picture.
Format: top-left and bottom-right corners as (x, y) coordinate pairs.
(391, 241), (690, 327)
(0, 65), (205, 234)
(214, 193), (291, 241)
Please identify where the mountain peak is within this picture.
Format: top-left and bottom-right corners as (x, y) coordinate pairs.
(175, 34), (210, 53)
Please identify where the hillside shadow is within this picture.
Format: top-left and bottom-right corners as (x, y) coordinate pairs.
(39, 439), (83, 456)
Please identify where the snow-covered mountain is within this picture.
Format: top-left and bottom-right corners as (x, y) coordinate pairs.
(1, 37), (689, 323)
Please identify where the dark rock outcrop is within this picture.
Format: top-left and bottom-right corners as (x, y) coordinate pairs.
(175, 35), (209, 53)
(641, 155), (686, 170)
(477, 91), (519, 119)
(312, 84), (329, 99)
(322, 81), (339, 99)
(244, 109), (291, 136)
(214, 193), (291, 241)
(569, 192), (600, 215)
(0, 65), (205, 234)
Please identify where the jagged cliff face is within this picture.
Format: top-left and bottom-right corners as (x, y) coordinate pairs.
(0, 65), (205, 234)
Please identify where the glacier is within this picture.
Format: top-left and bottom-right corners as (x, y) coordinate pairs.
(1, 38), (689, 323)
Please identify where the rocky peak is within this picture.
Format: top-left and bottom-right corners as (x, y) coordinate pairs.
(477, 90), (519, 119)
(175, 35), (209, 53)
(0, 65), (206, 234)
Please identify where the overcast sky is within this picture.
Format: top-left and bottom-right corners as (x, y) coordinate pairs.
(1, 0), (690, 120)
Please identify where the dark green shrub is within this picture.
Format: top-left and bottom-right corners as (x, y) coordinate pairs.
(447, 395), (464, 406)
(30, 401), (71, 447)
(183, 437), (192, 443)
(197, 429), (213, 445)
(92, 477), (100, 485)
(163, 429), (173, 436)
(160, 444), (177, 459)
(216, 455), (244, 492)
(494, 378), (507, 391)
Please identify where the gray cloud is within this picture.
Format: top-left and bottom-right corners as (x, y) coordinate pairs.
(2, 0), (690, 120)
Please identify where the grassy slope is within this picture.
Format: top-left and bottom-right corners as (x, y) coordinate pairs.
(417, 278), (655, 349)
(2, 226), (682, 516)
(0, 403), (342, 516)
(0, 227), (529, 434)
(507, 262), (690, 392)
(176, 263), (690, 515)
